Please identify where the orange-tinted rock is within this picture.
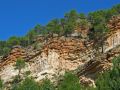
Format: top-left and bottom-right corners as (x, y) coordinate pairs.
(0, 46), (26, 69)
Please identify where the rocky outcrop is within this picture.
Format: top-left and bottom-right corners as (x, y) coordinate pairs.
(107, 15), (120, 33)
(28, 37), (94, 82)
(1, 15), (120, 87)
(76, 56), (112, 87)
(80, 76), (96, 88)
(104, 15), (120, 52)
(0, 37), (95, 84)
(78, 60), (111, 77)
(71, 18), (91, 39)
(0, 46), (26, 69)
(77, 44), (120, 87)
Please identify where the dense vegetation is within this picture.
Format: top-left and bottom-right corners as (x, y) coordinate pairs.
(95, 56), (120, 90)
(0, 4), (120, 56)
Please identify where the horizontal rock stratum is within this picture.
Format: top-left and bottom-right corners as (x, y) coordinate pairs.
(0, 15), (120, 87)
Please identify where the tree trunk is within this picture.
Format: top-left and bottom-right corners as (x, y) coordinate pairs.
(18, 69), (21, 80)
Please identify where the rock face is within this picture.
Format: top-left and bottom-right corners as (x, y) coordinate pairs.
(80, 76), (96, 88)
(1, 15), (120, 87)
(42, 37), (95, 70)
(104, 15), (120, 52)
(72, 24), (90, 39)
(0, 46), (27, 83)
(0, 46), (26, 69)
(28, 37), (94, 82)
(77, 59), (111, 87)
(75, 15), (120, 87)
(77, 45), (120, 87)
(0, 37), (95, 83)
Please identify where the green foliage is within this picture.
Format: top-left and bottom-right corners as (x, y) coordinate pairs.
(2, 47), (11, 55)
(0, 78), (3, 89)
(0, 47), (10, 56)
(78, 18), (91, 29)
(34, 42), (43, 50)
(11, 75), (21, 90)
(0, 41), (7, 55)
(63, 10), (79, 36)
(40, 79), (55, 90)
(64, 21), (74, 36)
(19, 36), (29, 47)
(79, 13), (86, 19)
(58, 72), (83, 90)
(96, 56), (120, 90)
(26, 29), (37, 44)
(14, 58), (26, 81)
(15, 58), (26, 71)
(24, 71), (31, 77)
(89, 23), (109, 53)
(94, 23), (108, 40)
(12, 78), (40, 90)
(88, 10), (106, 26)
(88, 9), (109, 53)
(64, 10), (79, 23)
(47, 19), (62, 36)
(7, 36), (21, 47)
(112, 4), (120, 14)
(12, 78), (55, 90)
(34, 24), (43, 34)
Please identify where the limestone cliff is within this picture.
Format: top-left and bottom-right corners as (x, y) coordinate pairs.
(104, 15), (120, 52)
(0, 15), (120, 87)
(0, 36), (95, 84)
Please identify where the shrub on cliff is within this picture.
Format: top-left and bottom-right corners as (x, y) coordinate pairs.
(58, 72), (83, 90)
(40, 79), (55, 90)
(14, 58), (26, 81)
(0, 78), (3, 90)
(96, 56), (120, 90)
(12, 78), (55, 90)
(12, 78), (40, 90)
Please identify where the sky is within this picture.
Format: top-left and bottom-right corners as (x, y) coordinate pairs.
(0, 0), (120, 40)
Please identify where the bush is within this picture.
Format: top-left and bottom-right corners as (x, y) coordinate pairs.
(12, 78), (40, 90)
(96, 56), (120, 90)
(40, 79), (55, 90)
(12, 78), (55, 90)
(0, 78), (3, 89)
(58, 72), (83, 90)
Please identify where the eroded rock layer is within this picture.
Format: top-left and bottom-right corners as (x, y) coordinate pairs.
(0, 37), (95, 83)
(0, 15), (120, 87)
